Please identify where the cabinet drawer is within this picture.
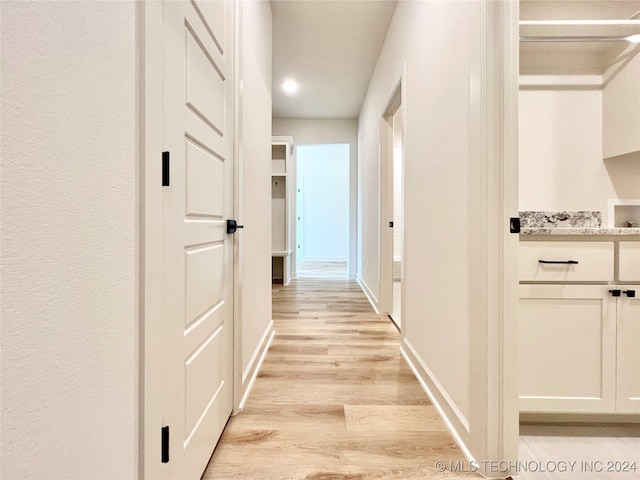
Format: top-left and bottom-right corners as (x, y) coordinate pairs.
(519, 241), (614, 282)
(618, 242), (640, 282)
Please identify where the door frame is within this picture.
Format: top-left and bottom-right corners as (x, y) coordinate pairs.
(379, 76), (405, 317)
(140, 2), (242, 478)
(467, 0), (520, 474)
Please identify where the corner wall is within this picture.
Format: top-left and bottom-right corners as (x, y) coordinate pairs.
(357, 1), (518, 472)
(272, 118), (358, 278)
(359, 0), (472, 425)
(1, 2), (138, 478)
(237, 0), (274, 401)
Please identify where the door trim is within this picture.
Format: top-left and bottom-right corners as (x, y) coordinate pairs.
(232, 0), (243, 416)
(467, 0), (520, 475)
(379, 72), (405, 317)
(140, 2), (164, 478)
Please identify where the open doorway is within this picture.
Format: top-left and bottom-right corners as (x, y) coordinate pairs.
(390, 108), (404, 329)
(296, 144), (350, 279)
(379, 83), (404, 330)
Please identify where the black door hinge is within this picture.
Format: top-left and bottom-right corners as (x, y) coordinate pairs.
(509, 217), (521, 234)
(389, 221), (394, 228)
(162, 152), (170, 186)
(161, 426), (169, 463)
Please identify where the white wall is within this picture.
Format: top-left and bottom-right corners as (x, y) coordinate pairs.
(297, 144), (350, 261)
(520, 77), (640, 223)
(357, 1), (517, 468)
(1, 2), (138, 478)
(272, 118), (358, 278)
(359, 0), (472, 423)
(238, 1), (274, 386)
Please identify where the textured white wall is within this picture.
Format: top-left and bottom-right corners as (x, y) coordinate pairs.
(520, 79), (640, 223)
(1, 2), (138, 479)
(272, 118), (358, 278)
(239, 0), (273, 374)
(358, 0), (475, 434)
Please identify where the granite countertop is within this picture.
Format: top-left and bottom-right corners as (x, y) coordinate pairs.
(521, 227), (640, 235)
(519, 211), (640, 236)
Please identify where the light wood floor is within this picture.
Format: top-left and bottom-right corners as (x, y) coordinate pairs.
(296, 260), (348, 279)
(203, 275), (481, 479)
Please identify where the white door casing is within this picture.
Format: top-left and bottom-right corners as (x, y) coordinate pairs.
(162, 1), (234, 478)
(379, 79), (402, 317)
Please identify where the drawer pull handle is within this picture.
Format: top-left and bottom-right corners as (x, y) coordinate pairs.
(624, 290), (636, 298)
(610, 289), (622, 297)
(538, 260), (579, 265)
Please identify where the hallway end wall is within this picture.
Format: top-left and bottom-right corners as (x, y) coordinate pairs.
(1, 2), (138, 478)
(272, 118), (358, 279)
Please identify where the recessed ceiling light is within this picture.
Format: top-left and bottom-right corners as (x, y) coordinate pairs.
(282, 79), (298, 95)
(627, 34), (640, 43)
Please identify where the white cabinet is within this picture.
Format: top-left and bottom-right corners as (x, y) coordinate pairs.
(616, 285), (640, 413)
(271, 136), (293, 285)
(616, 242), (640, 413)
(619, 242), (640, 282)
(519, 284), (617, 413)
(519, 241), (614, 282)
(603, 52), (640, 159)
(519, 239), (640, 414)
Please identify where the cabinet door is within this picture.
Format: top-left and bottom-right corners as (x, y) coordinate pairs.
(519, 285), (617, 413)
(617, 286), (640, 413)
(618, 242), (640, 283)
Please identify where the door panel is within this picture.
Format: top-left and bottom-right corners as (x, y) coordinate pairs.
(518, 285), (616, 413)
(163, 1), (234, 479)
(185, 26), (226, 133)
(185, 139), (224, 217)
(184, 243), (224, 329)
(617, 289), (640, 413)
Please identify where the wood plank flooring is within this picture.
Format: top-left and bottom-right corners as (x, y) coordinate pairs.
(203, 275), (481, 479)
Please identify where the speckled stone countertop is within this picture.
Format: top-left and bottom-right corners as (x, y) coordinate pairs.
(519, 211), (640, 236)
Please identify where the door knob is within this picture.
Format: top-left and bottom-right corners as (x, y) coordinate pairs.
(226, 219), (244, 234)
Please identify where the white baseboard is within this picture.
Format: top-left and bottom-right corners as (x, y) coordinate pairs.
(236, 320), (275, 413)
(400, 338), (475, 465)
(357, 277), (379, 314)
(520, 412), (640, 424)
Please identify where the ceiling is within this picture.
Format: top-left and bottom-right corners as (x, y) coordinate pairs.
(270, 1), (639, 114)
(271, 0), (398, 119)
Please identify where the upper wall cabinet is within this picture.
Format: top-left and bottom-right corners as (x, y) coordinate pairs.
(603, 50), (640, 159)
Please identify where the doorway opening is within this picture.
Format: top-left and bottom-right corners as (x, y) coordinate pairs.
(379, 83), (404, 330)
(390, 108), (404, 329)
(296, 144), (350, 279)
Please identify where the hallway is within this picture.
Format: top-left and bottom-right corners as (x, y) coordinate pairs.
(203, 272), (481, 479)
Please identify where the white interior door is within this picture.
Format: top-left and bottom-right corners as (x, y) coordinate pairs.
(162, 1), (234, 478)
